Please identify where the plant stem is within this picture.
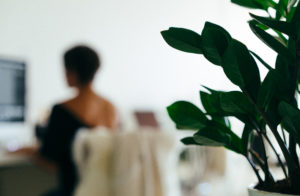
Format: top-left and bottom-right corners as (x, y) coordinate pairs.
(289, 132), (300, 167)
(281, 125), (287, 145)
(247, 157), (263, 185)
(252, 119), (288, 178)
(262, 132), (288, 178)
(261, 113), (296, 175)
(257, 132), (272, 180)
(250, 149), (275, 183)
(243, 90), (297, 177)
(288, 38), (300, 169)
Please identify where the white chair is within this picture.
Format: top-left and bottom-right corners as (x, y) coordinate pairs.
(73, 127), (180, 196)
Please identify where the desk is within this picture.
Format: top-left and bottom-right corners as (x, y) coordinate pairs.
(0, 123), (35, 165)
(0, 158), (56, 196)
(0, 153), (31, 167)
(0, 124), (56, 196)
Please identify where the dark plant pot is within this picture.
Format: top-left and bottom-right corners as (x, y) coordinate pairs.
(248, 185), (300, 196)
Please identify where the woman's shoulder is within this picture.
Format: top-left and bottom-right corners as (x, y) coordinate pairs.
(96, 96), (118, 129)
(97, 95), (117, 113)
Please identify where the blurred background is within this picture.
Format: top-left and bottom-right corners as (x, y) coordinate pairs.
(0, 0), (279, 195)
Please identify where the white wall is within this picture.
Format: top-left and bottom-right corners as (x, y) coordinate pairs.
(0, 0), (276, 127)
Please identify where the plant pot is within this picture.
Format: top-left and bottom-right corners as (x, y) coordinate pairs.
(248, 185), (300, 196)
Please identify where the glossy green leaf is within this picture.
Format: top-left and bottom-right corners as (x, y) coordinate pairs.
(232, 0), (276, 10)
(290, 0), (300, 37)
(256, 0), (276, 9)
(278, 102), (300, 144)
(200, 90), (231, 127)
(231, 0), (266, 9)
(250, 13), (294, 36)
(250, 50), (272, 70)
(193, 127), (231, 146)
(231, 0), (261, 9)
(167, 101), (208, 130)
(274, 55), (294, 101)
(265, 99), (282, 127)
(220, 91), (255, 115)
(275, 0), (289, 19)
(260, 56), (291, 127)
(201, 85), (222, 94)
(257, 70), (282, 110)
(200, 90), (252, 125)
(221, 39), (261, 99)
(200, 22), (232, 65)
(275, 55), (290, 87)
(181, 137), (201, 145)
(200, 91), (222, 115)
(161, 27), (202, 54)
(248, 20), (269, 31)
(213, 120), (244, 153)
(249, 21), (295, 61)
(241, 124), (253, 155)
(287, 6), (297, 22)
(291, 0), (300, 24)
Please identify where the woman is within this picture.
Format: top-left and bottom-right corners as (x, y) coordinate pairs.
(15, 45), (118, 196)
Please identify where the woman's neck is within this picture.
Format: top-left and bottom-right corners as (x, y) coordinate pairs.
(76, 83), (94, 98)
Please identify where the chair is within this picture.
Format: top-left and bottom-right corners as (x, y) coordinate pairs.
(73, 127), (180, 196)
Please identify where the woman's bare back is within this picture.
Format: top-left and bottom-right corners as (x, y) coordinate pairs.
(62, 92), (118, 129)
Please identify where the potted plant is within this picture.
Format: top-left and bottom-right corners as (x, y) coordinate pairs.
(161, 0), (300, 195)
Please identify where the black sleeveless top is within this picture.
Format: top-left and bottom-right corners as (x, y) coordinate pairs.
(39, 104), (90, 196)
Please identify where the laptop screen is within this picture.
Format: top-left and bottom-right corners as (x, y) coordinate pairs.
(0, 59), (26, 122)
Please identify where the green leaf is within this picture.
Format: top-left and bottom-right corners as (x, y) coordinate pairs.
(231, 0), (276, 10)
(231, 0), (264, 9)
(193, 127), (231, 146)
(200, 90), (231, 127)
(250, 13), (294, 36)
(181, 137), (201, 145)
(250, 50), (272, 70)
(161, 27), (202, 54)
(287, 6), (297, 22)
(255, 0), (276, 9)
(200, 22), (232, 65)
(257, 70), (282, 110)
(241, 124), (253, 155)
(249, 21), (295, 61)
(275, 0), (289, 19)
(290, 0), (300, 37)
(167, 101), (208, 130)
(231, 0), (261, 9)
(200, 91), (222, 115)
(221, 39), (261, 99)
(259, 56), (291, 127)
(291, 0), (300, 24)
(200, 89), (253, 125)
(275, 55), (290, 87)
(278, 102), (300, 145)
(274, 55), (294, 101)
(201, 85), (222, 94)
(266, 99), (282, 127)
(220, 91), (256, 115)
(248, 20), (269, 30)
(197, 120), (244, 153)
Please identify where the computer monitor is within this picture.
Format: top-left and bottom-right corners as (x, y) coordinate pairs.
(0, 58), (26, 122)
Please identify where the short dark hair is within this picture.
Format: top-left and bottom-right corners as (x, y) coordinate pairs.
(64, 45), (100, 85)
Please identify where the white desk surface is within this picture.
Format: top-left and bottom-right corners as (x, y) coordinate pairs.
(0, 123), (36, 167)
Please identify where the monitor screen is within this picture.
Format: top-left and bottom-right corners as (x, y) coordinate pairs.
(0, 59), (26, 122)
